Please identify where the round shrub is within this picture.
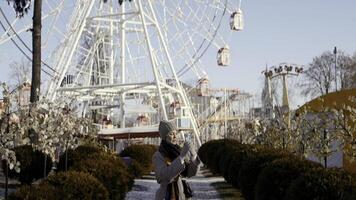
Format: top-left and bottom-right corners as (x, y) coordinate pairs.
(2, 145), (52, 184)
(225, 144), (255, 187)
(238, 149), (289, 200)
(57, 144), (102, 171)
(285, 167), (354, 200)
(71, 152), (133, 200)
(9, 171), (108, 200)
(198, 139), (239, 174)
(9, 183), (58, 200)
(120, 144), (157, 176)
(127, 159), (145, 178)
(45, 171), (109, 200)
(254, 156), (323, 200)
(212, 141), (240, 174)
(218, 148), (236, 176)
(198, 139), (226, 166)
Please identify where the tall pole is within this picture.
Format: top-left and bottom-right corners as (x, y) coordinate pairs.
(120, 2), (126, 128)
(30, 0), (42, 103)
(146, 0), (201, 146)
(282, 74), (290, 129)
(224, 88), (228, 138)
(137, 0), (168, 120)
(333, 46), (338, 92)
(109, 1), (114, 84)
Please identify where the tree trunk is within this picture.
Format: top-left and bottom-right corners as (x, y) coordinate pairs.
(5, 160), (8, 200)
(30, 0), (42, 103)
(44, 154), (47, 178)
(323, 130), (328, 168)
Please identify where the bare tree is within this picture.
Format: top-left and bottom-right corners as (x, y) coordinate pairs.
(301, 52), (334, 97)
(301, 50), (354, 98)
(7, 0), (42, 103)
(336, 52), (353, 90)
(8, 59), (31, 86)
(342, 53), (356, 89)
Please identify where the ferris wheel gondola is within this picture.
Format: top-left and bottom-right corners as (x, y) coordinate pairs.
(230, 0), (244, 31)
(217, 45), (230, 66)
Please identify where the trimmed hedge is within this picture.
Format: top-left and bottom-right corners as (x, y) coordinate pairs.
(198, 139), (356, 200)
(2, 145), (52, 184)
(71, 154), (133, 200)
(127, 159), (145, 178)
(120, 144), (157, 177)
(224, 144), (262, 187)
(9, 183), (58, 200)
(285, 167), (354, 200)
(45, 171), (109, 200)
(198, 139), (240, 174)
(57, 144), (134, 200)
(238, 149), (290, 200)
(225, 145), (257, 188)
(9, 171), (109, 200)
(254, 156), (323, 200)
(57, 143), (102, 171)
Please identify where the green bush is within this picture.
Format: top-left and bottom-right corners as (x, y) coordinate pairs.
(212, 140), (239, 174)
(225, 145), (256, 187)
(198, 139), (238, 174)
(198, 139), (256, 187)
(57, 143), (134, 200)
(238, 149), (289, 200)
(285, 167), (354, 200)
(2, 145), (52, 184)
(71, 152), (133, 200)
(9, 171), (109, 200)
(57, 143), (102, 171)
(254, 156), (323, 200)
(127, 159), (145, 178)
(9, 183), (58, 200)
(46, 171), (109, 200)
(198, 139), (356, 200)
(198, 139), (225, 166)
(218, 148), (236, 176)
(120, 144), (157, 176)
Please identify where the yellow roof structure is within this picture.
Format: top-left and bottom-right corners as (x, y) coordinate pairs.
(298, 89), (356, 172)
(298, 89), (355, 112)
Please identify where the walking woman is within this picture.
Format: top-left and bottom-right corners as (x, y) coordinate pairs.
(152, 120), (201, 200)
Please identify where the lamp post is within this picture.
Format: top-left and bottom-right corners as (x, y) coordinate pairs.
(333, 46), (338, 92)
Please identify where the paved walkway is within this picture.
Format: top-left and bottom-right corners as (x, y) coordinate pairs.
(125, 167), (245, 200)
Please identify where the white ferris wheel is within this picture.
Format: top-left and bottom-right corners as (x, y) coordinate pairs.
(0, 0), (245, 145)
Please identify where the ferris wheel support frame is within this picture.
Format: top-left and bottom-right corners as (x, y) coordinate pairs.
(143, 0), (201, 146)
(120, 2), (126, 128)
(46, 0), (96, 101)
(44, 0), (202, 146)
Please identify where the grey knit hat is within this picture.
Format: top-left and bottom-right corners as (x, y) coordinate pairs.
(159, 120), (176, 139)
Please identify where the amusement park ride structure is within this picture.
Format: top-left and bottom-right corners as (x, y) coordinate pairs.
(262, 63), (303, 126)
(0, 0), (249, 147)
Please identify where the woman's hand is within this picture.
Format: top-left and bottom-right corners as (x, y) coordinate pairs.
(180, 142), (192, 163)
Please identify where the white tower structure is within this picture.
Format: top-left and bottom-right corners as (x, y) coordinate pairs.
(262, 68), (274, 119)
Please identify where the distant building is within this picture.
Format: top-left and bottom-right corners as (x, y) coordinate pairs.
(18, 82), (31, 106)
(0, 101), (5, 114)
